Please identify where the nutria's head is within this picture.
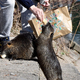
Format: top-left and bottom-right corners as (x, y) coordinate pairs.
(42, 22), (54, 37)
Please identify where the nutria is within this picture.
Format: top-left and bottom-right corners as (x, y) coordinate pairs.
(35, 22), (63, 80)
(1, 32), (36, 60)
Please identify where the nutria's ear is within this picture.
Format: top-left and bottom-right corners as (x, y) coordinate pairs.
(50, 33), (54, 40)
(7, 42), (11, 45)
(7, 41), (14, 48)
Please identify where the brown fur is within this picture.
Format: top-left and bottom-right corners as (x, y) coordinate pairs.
(35, 22), (63, 80)
(1, 32), (36, 60)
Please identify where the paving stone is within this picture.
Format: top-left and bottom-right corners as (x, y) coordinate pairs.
(0, 59), (39, 80)
(39, 68), (46, 80)
(59, 59), (80, 80)
(75, 59), (80, 72)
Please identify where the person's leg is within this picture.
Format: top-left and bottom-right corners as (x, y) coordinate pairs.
(0, 0), (15, 52)
(0, 0), (15, 37)
(17, 0), (38, 34)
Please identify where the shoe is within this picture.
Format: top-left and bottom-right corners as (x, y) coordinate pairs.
(0, 37), (9, 54)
